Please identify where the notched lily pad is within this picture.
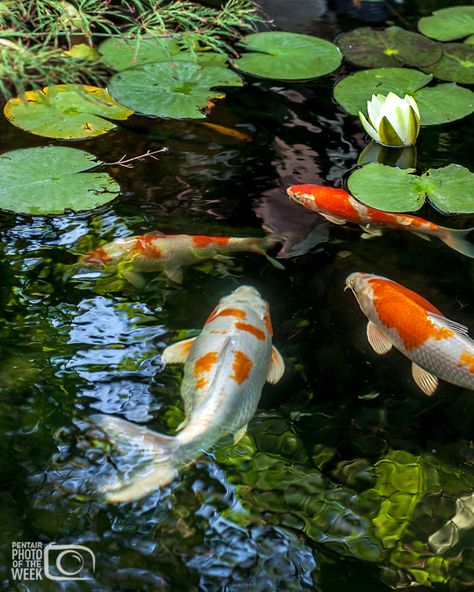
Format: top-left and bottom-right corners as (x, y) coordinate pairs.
(4, 85), (133, 139)
(0, 146), (120, 215)
(423, 43), (474, 84)
(99, 37), (226, 71)
(348, 162), (474, 213)
(418, 6), (474, 42)
(233, 31), (342, 80)
(108, 61), (243, 119)
(337, 27), (442, 69)
(334, 68), (474, 125)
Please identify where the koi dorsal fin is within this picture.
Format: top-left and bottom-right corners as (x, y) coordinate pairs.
(143, 231), (165, 237)
(428, 313), (469, 337)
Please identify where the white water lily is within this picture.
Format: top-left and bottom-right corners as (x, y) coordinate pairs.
(358, 92), (420, 147)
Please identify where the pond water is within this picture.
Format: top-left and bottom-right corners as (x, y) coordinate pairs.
(1, 1), (474, 590)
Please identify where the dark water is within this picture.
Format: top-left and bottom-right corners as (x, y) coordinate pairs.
(1, 1), (474, 590)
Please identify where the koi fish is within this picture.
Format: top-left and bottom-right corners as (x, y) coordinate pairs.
(345, 272), (474, 395)
(90, 285), (285, 502)
(287, 184), (474, 258)
(82, 232), (283, 286)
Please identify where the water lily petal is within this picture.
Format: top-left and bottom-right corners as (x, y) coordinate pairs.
(404, 94), (420, 121)
(405, 104), (420, 145)
(378, 115), (405, 146)
(367, 94), (386, 127)
(359, 111), (380, 142)
(381, 98), (406, 143)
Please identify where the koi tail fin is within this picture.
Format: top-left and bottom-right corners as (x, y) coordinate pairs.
(90, 414), (180, 503)
(255, 235), (285, 270)
(440, 227), (474, 259)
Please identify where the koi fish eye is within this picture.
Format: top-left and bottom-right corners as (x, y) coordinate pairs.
(345, 272), (370, 293)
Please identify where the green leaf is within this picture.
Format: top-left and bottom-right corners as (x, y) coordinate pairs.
(414, 83), (474, 125)
(233, 31), (342, 80)
(337, 27), (442, 69)
(4, 85), (133, 139)
(424, 165), (474, 214)
(334, 69), (474, 125)
(348, 162), (474, 214)
(99, 37), (226, 71)
(348, 163), (424, 212)
(333, 68), (431, 115)
(418, 6), (474, 42)
(465, 35), (474, 45)
(108, 61), (242, 119)
(0, 147), (120, 215)
(423, 43), (474, 84)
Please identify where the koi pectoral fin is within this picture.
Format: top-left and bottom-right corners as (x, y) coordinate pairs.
(412, 363), (438, 396)
(162, 337), (197, 364)
(367, 322), (392, 355)
(121, 269), (147, 289)
(320, 213), (347, 225)
(233, 425), (248, 444)
(267, 347), (285, 384)
(359, 224), (383, 237)
(163, 266), (183, 284)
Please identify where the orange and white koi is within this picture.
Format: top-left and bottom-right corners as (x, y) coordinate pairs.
(82, 231), (283, 285)
(90, 286), (284, 502)
(346, 272), (474, 395)
(287, 184), (474, 258)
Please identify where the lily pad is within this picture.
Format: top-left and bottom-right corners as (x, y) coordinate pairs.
(423, 43), (474, 84)
(99, 37), (226, 71)
(0, 147), (120, 215)
(348, 162), (474, 213)
(418, 6), (474, 42)
(108, 61), (243, 119)
(4, 85), (133, 139)
(337, 27), (442, 69)
(333, 68), (474, 125)
(233, 31), (342, 80)
(348, 163), (423, 212)
(465, 35), (474, 45)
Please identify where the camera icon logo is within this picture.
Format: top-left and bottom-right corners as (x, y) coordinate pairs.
(43, 543), (95, 581)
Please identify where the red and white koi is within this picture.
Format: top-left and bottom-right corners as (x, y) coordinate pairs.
(287, 184), (474, 258)
(91, 286), (284, 502)
(346, 272), (474, 395)
(82, 231), (283, 285)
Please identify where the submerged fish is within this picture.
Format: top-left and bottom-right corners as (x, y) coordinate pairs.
(91, 285), (285, 502)
(287, 184), (474, 258)
(82, 231), (283, 285)
(346, 272), (474, 395)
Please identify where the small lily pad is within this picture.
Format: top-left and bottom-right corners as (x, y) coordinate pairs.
(63, 43), (100, 61)
(348, 163), (423, 212)
(334, 68), (474, 125)
(337, 27), (442, 69)
(348, 162), (474, 213)
(0, 147), (120, 215)
(418, 6), (474, 42)
(99, 37), (226, 71)
(108, 61), (243, 119)
(423, 43), (474, 84)
(4, 85), (133, 139)
(233, 31), (342, 80)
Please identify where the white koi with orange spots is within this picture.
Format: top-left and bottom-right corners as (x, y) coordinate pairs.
(90, 286), (284, 502)
(346, 272), (474, 395)
(287, 184), (474, 258)
(82, 231), (282, 285)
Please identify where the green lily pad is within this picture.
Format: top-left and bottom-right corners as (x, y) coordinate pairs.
(334, 68), (474, 125)
(99, 37), (226, 71)
(414, 83), (474, 125)
(426, 165), (474, 213)
(4, 85), (133, 139)
(337, 27), (442, 69)
(348, 163), (423, 212)
(423, 43), (474, 84)
(465, 35), (474, 45)
(233, 31), (342, 80)
(108, 61), (243, 119)
(0, 147), (120, 215)
(348, 162), (474, 213)
(418, 6), (474, 42)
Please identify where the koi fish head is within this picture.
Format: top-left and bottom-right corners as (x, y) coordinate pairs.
(82, 237), (136, 266)
(287, 184), (350, 212)
(345, 272), (376, 314)
(214, 286), (267, 319)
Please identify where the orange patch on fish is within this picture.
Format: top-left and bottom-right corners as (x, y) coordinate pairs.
(192, 236), (230, 248)
(458, 351), (474, 373)
(133, 235), (162, 259)
(230, 351), (253, 384)
(193, 351), (218, 379)
(83, 247), (112, 265)
(206, 307), (247, 325)
(235, 322), (266, 341)
(264, 310), (273, 336)
(370, 278), (453, 350)
(290, 185), (360, 221)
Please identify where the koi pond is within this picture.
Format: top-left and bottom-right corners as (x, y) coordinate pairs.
(1, 0), (474, 590)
